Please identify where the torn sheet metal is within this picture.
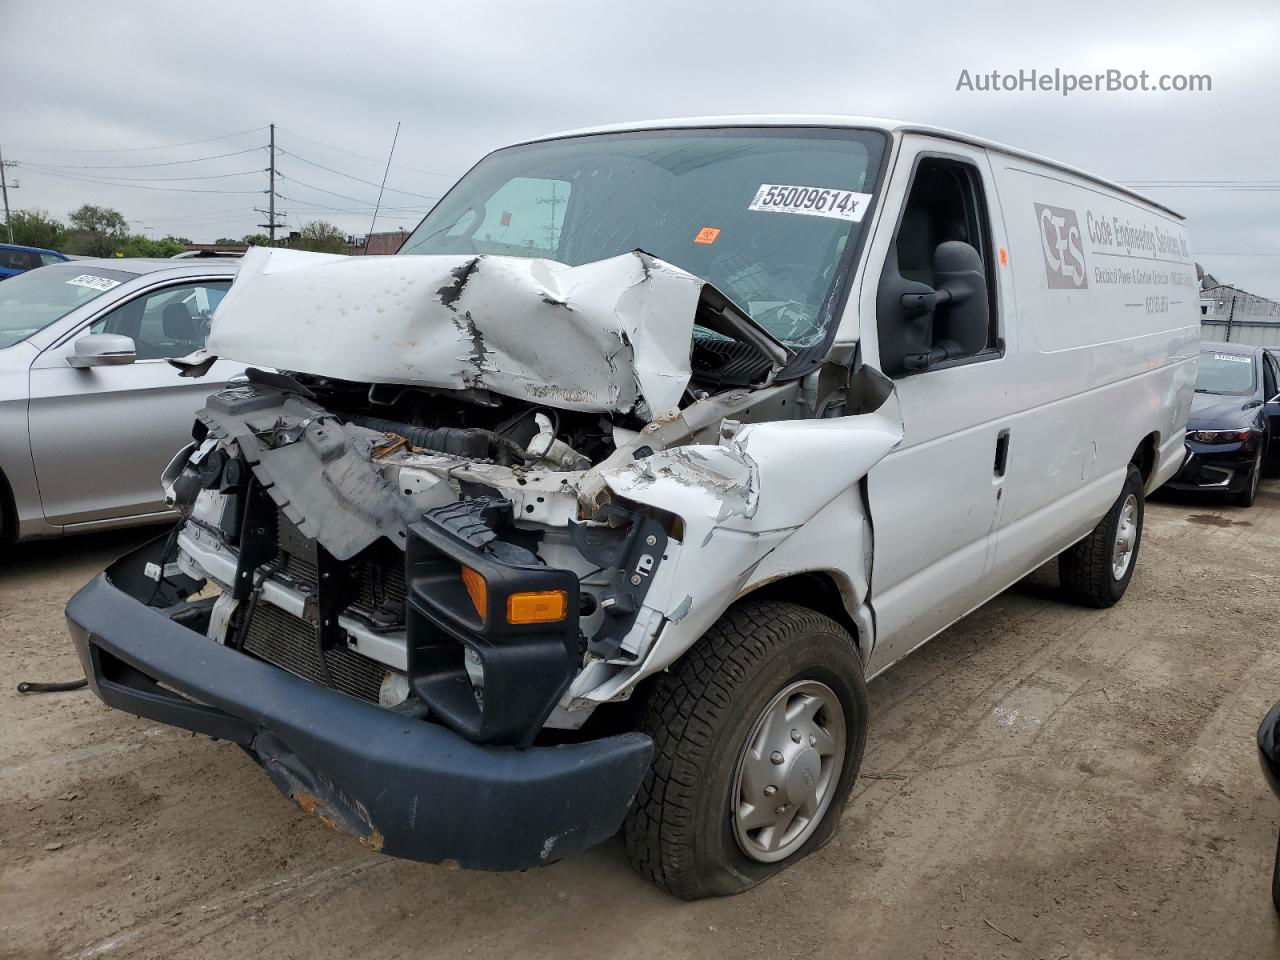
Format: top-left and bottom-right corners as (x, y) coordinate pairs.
(205, 247), (736, 415)
(606, 412), (903, 534)
(583, 411), (904, 693)
(198, 384), (455, 560)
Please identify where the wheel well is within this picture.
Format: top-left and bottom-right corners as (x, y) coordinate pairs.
(604, 571), (864, 741)
(1130, 433), (1158, 486)
(735, 572), (860, 649)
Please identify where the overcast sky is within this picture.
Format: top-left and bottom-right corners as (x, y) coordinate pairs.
(4, 0), (1278, 297)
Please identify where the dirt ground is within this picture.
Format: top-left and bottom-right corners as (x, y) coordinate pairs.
(3, 483), (1280, 960)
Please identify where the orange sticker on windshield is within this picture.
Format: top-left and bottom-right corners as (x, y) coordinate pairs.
(694, 226), (721, 245)
(998, 247), (1009, 267)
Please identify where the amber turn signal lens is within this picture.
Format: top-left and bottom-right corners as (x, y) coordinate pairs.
(460, 565), (487, 622)
(507, 590), (568, 624)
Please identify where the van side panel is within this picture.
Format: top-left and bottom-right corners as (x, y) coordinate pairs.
(979, 159), (1198, 594)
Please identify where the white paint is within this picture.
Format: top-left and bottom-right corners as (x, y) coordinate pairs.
(847, 129), (1198, 677)
(204, 247), (716, 415)
(170, 119), (1199, 745)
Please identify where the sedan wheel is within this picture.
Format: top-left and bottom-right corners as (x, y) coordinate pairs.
(1234, 448), (1263, 507)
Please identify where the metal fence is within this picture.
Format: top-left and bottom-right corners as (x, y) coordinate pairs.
(1201, 320), (1280, 348)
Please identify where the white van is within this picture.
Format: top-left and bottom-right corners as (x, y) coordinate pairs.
(67, 116), (1198, 899)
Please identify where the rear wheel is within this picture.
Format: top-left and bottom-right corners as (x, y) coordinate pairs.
(1059, 464), (1145, 608)
(624, 601), (868, 899)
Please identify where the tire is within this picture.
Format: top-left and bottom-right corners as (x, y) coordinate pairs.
(623, 600), (868, 899)
(1273, 830), (1280, 915)
(1059, 463), (1145, 608)
(1232, 446), (1263, 508)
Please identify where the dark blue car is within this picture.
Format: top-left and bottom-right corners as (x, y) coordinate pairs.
(0, 242), (69, 280)
(1164, 343), (1280, 506)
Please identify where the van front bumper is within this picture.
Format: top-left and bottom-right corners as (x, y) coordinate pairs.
(65, 555), (653, 872)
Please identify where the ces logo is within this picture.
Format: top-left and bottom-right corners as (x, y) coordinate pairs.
(1034, 203), (1088, 289)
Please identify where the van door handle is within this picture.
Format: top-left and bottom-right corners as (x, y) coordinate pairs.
(994, 430), (1011, 478)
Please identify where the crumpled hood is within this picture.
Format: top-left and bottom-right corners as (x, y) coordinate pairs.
(205, 246), (724, 415)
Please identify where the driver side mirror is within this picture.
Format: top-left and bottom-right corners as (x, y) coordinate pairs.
(876, 240), (990, 375)
(67, 333), (137, 368)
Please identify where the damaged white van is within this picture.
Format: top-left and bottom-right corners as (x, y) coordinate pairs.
(66, 116), (1199, 899)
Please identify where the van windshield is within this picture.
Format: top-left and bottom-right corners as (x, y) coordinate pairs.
(0, 264), (137, 349)
(398, 128), (887, 349)
(1195, 351), (1256, 395)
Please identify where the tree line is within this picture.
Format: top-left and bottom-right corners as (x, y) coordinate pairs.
(4, 206), (349, 257)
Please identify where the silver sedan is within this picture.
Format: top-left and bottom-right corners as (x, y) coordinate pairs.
(0, 258), (242, 544)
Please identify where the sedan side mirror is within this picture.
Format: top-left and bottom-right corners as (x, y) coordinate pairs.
(67, 333), (137, 368)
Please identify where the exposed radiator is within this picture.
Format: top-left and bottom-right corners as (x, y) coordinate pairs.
(241, 600), (387, 704)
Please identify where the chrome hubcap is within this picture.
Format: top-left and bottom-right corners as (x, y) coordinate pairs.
(1112, 494), (1139, 580)
(731, 680), (845, 863)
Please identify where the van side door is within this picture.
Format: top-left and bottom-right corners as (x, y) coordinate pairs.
(857, 136), (1016, 670)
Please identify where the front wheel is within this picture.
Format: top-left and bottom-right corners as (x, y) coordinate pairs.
(1232, 446), (1263, 508)
(1059, 463), (1145, 608)
(624, 601), (868, 899)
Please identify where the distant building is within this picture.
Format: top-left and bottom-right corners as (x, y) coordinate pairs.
(182, 242), (249, 256)
(354, 230), (410, 256)
(1199, 280), (1280, 321)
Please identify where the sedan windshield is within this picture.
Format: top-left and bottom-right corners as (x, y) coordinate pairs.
(0, 265), (137, 349)
(1195, 351), (1256, 395)
(398, 128), (887, 349)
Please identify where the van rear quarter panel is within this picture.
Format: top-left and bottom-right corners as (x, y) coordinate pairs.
(984, 155), (1198, 584)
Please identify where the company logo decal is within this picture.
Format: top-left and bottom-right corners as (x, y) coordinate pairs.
(1034, 203), (1088, 289)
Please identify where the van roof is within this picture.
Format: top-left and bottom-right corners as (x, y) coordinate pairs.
(519, 115), (1182, 220)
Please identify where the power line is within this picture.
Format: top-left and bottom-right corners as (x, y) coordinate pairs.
(139, 206), (259, 224)
(278, 148), (439, 201)
(23, 166), (266, 195)
(21, 146), (265, 170)
(279, 173), (394, 208)
(20, 164), (264, 182)
(281, 195), (431, 215)
(8, 126), (267, 154)
(275, 126), (453, 178)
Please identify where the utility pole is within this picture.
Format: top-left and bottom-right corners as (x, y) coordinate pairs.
(254, 123), (285, 245)
(268, 123), (276, 245)
(1225, 287), (1236, 342)
(0, 145), (14, 243)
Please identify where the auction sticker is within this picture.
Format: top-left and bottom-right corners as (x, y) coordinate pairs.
(66, 275), (121, 292)
(749, 184), (872, 222)
(1215, 353), (1251, 363)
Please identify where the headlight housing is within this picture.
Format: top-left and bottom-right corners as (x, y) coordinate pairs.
(1187, 428), (1252, 444)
